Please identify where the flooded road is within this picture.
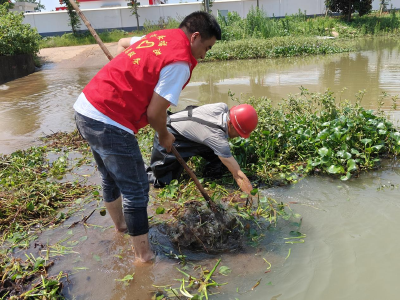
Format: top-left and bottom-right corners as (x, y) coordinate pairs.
(2, 37), (400, 299)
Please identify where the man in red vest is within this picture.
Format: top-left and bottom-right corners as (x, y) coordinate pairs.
(74, 11), (221, 263)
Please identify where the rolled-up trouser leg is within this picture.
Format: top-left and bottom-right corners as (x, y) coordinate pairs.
(124, 207), (149, 236)
(74, 112), (149, 237)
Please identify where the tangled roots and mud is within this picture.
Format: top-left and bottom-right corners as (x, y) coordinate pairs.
(158, 201), (242, 253)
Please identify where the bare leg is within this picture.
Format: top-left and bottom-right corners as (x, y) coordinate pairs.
(104, 196), (127, 232)
(132, 233), (155, 263)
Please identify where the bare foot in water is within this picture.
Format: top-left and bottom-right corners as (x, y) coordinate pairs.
(132, 233), (154, 263)
(134, 252), (156, 264)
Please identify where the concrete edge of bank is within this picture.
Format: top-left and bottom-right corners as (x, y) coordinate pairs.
(0, 54), (35, 85)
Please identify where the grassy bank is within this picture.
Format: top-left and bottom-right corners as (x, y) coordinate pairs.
(39, 30), (132, 48)
(39, 10), (400, 61)
(220, 8), (400, 40)
(203, 36), (355, 61)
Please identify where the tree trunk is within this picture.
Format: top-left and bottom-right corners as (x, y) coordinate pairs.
(136, 10), (139, 30)
(347, 0), (352, 22)
(67, 0), (113, 61)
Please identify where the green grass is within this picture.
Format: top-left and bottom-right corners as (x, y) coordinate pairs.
(204, 36), (356, 61)
(219, 8), (400, 40)
(39, 17), (180, 49)
(38, 9), (400, 61)
(39, 29), (136, 48)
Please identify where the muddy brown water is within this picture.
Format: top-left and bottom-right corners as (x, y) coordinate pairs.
(2, 37), (400, 299)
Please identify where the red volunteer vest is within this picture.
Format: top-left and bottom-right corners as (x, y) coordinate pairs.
(83, 29), (197, 133)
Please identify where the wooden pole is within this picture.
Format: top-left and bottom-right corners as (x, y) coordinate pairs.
(171, 146), (217, 211)
(67, 0), (114, 61)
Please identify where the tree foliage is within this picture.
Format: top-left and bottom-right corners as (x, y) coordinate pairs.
(61, 0), (81, 35)
(0, 4), (41, 56)
(325, 0), (372, 21)
(128, 0), (140, 30)
(0, 0), (13, 9)
(23, 0), (46, 11)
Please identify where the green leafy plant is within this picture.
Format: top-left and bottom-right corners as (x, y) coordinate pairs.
(326, 0), (373, 22)
(60, 0), (81, 36)
(230, 88), (400, 184)
(0, 4), (41, 56)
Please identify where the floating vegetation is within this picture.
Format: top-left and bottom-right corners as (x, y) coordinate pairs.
(0, 254), (67, 299)
(149, 179), (297, 254)
(204, 36), (356, 61)
(2, 87), (397, 298)
(0, 131), (99, 299)
(230, 88), (400, 185)
(153, 259), (227, 299)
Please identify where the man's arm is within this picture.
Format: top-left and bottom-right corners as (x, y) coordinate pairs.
(116, 37), (133, 55)
(219, 156), (253, 194)
(147, 92), (175, 152)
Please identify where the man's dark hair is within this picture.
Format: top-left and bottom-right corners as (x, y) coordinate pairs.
(179, 11), (221, 41)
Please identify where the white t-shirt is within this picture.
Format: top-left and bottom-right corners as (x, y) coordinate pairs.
(74, 36), (190, 134)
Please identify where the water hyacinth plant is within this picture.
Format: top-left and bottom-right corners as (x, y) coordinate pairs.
(233, 88), (400, 184)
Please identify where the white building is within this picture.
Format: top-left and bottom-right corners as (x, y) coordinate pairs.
(25, 0), (399, 36)
(55, 0), (161, 10)
(10, 1), (38, 13)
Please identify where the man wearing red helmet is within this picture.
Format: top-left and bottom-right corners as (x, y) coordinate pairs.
(147, 103), (258, 195)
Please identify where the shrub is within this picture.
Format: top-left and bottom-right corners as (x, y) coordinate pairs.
(0, 4), (41, 56)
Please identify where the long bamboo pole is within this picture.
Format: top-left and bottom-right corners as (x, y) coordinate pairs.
(68, 1), (219, 212)
(67, 0), (113, 61)
(171, 147), (217, 211)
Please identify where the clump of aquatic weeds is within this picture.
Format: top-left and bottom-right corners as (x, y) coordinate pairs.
(152, 258), (227, 299)
(0, 254), (67, 299)
(150, 179), (293, 254)
(0, 131), (98, 299)
(230, 88), (400, 185)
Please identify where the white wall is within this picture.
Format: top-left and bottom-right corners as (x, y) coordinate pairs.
(79, 0), (133, 9)
(23, 0), (400, 36)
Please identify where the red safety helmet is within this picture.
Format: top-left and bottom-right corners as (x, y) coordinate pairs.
(230, 104), (258, 139)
